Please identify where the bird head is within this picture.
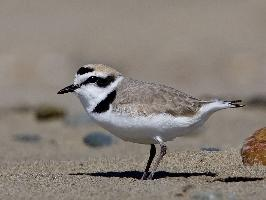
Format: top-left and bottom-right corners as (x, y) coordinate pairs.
(58, 64), (123, 112)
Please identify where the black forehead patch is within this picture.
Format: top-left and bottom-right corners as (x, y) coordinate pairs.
(77, 67), (94, 75)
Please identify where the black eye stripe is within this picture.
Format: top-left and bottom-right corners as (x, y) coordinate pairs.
(77, 67), (94, 75)
(80, 75), (115, 88)
(81, 76), (98, 85)
(96, 76), (115, 87)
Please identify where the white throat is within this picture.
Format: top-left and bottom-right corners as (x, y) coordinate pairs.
(77, 76), (124, 113)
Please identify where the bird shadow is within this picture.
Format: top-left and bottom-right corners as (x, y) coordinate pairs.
(68, 170), (217, 180)
(214, 177), (264, 182)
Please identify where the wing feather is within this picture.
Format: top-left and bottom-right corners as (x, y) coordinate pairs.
(112, 78), (206, 117)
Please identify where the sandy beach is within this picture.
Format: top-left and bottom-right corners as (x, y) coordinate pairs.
(0, 106), (265, 200)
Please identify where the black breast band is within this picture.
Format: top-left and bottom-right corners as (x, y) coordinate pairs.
(92, 90), (117, 113)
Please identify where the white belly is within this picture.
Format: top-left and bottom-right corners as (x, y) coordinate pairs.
(89, 109), (208, 144)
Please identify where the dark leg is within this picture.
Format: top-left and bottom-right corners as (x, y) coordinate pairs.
(141, 144), (156, 180)
(148, 137), (167, 180)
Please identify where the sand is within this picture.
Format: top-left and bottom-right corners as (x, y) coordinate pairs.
(0, 107), (265, 200)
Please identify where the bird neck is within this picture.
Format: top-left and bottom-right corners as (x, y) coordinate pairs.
(79, 76), (124, 114)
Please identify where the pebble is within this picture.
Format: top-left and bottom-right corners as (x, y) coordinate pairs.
(201, 147), (221, 152)
(241, 127), (266, 166)
(247, 96), (266, 107)
(35, 104), (66, 121)
(83, 132), (113, 147)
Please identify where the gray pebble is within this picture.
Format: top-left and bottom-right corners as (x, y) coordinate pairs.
(201, 147), (221, 152)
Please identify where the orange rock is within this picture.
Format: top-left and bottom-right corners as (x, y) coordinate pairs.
(241, 128), (266, 166)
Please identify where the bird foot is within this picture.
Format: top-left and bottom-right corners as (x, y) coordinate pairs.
(147, 172), (154, 180)
(141, 172), (148, 180)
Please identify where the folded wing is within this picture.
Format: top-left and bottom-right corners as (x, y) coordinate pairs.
(112, 78), (209, 117)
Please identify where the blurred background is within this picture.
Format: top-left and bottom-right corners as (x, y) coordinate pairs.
(1, 0), (266, 110)
(0, 0), (265, 160)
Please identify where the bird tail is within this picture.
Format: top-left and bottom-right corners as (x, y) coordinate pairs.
(199, 99), (245, 115)
(197, 99), (245, 120)
(223, 100), (245, 108)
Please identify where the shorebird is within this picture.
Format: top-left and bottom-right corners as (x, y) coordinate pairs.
(58, 64), (244, 180)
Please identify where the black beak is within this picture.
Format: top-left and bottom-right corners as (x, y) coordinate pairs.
(57, 84), (79, 94)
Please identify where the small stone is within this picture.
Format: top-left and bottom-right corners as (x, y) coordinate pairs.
(241, 127), (266, 166)
(64, 113), (92, 126)
(248, 96), (266, 108)
(83, 132), (113, 147)
(201, 147), (221, 152)
(35, 104), (66, 121)
(14, 133), (41, 143)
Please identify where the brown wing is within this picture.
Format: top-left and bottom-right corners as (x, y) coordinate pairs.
(112, 77), (207, 117)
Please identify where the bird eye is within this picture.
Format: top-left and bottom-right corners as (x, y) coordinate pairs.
(81, 76), (98, 85)
(87, 76), (98, 83)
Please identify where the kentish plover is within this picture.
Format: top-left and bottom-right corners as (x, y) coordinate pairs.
(58, 64), (244, 180)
